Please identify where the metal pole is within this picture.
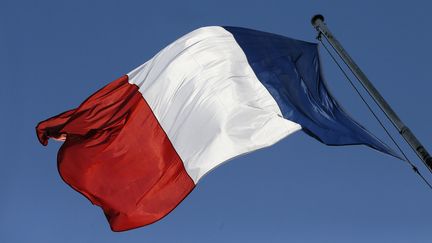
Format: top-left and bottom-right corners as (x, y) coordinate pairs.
(311, 14), (432, 172)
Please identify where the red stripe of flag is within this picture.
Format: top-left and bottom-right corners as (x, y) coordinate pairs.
(36, 76), (195, 231)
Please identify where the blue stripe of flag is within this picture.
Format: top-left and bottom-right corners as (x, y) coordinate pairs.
(223, 26), (400, 158)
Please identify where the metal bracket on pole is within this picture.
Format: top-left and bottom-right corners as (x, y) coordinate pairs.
(311, 14), (432, 173)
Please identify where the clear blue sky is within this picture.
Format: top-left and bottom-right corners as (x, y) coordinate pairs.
(1, 0), (432, 242)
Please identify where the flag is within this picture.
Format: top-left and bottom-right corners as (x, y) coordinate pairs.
(36, 26), (398, 231)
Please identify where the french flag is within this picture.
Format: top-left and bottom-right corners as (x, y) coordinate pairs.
(36, 26), (398, 231)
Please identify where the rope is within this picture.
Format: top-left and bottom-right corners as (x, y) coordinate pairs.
(320, 33), (432, 176)
(317, 33), (432, 190)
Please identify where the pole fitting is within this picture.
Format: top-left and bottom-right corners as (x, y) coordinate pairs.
(399, 126), (409, 135)
(412, 165), (419, 174)
(416, 146), (432, 167)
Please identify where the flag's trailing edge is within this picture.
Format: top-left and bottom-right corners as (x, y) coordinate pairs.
(36, 26), (399, 231)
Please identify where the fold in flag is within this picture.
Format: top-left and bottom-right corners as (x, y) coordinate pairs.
(36, 26), (398, 231)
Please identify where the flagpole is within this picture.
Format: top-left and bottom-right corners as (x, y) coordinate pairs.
(311, 14), (432, 172)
